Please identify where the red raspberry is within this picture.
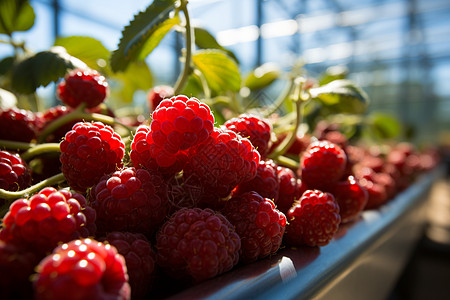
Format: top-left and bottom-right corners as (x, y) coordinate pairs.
(275, 166), (303, 214)
(320, 131), (348, 150)
(0, 108), (38, 142)
(90, 167), (169, 236)
(233, 159), (279, 202)
(147, 85), (174, 112)
(299, 140), (347, 190)
(130, 125), (188, 176)
(57, 69), (109, 109)
(359, 178), (388, 210)
(331, 176), (368, 223)
(0, 150), (31, 191)
(221, 191), (286, 263)
(60, 121), (125, 193)
(224, 114), (272, 157)
(104, 232), (157, 300)
(0, 187), (96, 255)
(0, 240), (40, 300)
(269, 132), (311, 156)
(285, 190), (340, 247)
(183, 127), (260, 203)
(156, 208), (241, 282)
(34, 238), (130, 300)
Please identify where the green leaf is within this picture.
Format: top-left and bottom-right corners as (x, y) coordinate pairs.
(193, 26), (239, 63)
(243, 63), (281, 91)
(0, 0), (35, 34)
(11, 46), (87, 94)
(0, 56), (15, 76)
(369, 112), (401, 140)
(180, 73), (203, 98)
(54, 36), (110, 71)
(110, 61), (153, 103)
(309, 79), (369, 114)
(192, 49), (241, 93)
(319, 65), (348, 86)
(110, 0), (179, 72)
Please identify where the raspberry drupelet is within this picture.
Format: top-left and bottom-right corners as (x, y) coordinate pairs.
(34, 238), (130, 300)
(57, 68), (109, 109)
(156, 208), (241, 282)
(0, 150), (32, 192)
(59, 121), (125, 193)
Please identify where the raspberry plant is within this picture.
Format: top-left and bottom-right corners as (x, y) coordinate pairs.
(0, 0), (441, 299)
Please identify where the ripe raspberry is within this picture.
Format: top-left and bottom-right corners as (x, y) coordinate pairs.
(0, 240), (40, 300)
(331, 176), (368, 223)
(299, 140), (347, 190)
(57, 68), (109, 109)
(60, 121), (125, 193)
(90, 167), (169, 236)
(0, 108), (38, 142)
(319, 131), (348, 150)
(275, 166), (304, 215)
(156, 208), (241, 282)
(147, 85), (174, 112)
(0, 187), (96, 255)
(34, 238), (130, 300)
(221, 192), (286, 263)
(104, 232), (157, 300)
(359, 178), (388, 210)
(224, 114), (272, 157)
(233, 159), (280, 202)
(183, 127), (260, 203)
(130, 125), (188, 176)
(285, 190), (340, 247)
(0, 150), (31, 191)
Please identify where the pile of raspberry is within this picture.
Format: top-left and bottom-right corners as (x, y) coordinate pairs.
(0, 77), (440, 300)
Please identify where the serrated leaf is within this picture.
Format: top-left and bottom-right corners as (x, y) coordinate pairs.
(110, 61), (153, 103)
(54, 36), (110, 71)
(244, 63), (281, 91)
(0, 0), (35, 34)
(309, 79), (369, 114)
(370, 112), (401, 139)
(11, 46), (87, 94)
(193, 26), (239, 63)
(110, 0), (179, 72)
(192, 49), (241, 93)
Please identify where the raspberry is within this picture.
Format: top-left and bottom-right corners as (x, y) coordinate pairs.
(130, 125), (188, 176)
(319, 131), (348, 150)
(0, 108), (38, 142)
(37, 105), (76, 142)
(331, 176), (368, 223)
(285, 190), (340, 247)
(60, 121), (125, 193)
(90, 167), (169, 236)
(0, 187), (96, 255)
(275, 166), (303, 214)
(57, 69), (109, 109)
(0, 240), (40, 300)
(104, 232), (157, 300)
(224, 114), (272, 157)
(183, 127), (260, 203)
(0, 150), (31, 191)
(156, 207), (241, 282)
(233, 159), (280, 202)
(147, 85), (174, 112)
(34, 238), (130, 300)
(299, 140), (347, 190)
(221, 191), (286, 263)
(359, 178), (388, 210)
(269, 132), (311, 156)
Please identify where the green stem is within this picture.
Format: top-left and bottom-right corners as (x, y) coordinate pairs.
(37, 109), (134, 143)
(194, 68), (211, 100)
(268, 78), (308, 159)
(0, 140), (35, 151)
(21, 143), (61, 161)
(264, 77), (295, 117)
(273, 155), (300, 170)
(174, 1), (193, 95)
(0, 173), (66, 217)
